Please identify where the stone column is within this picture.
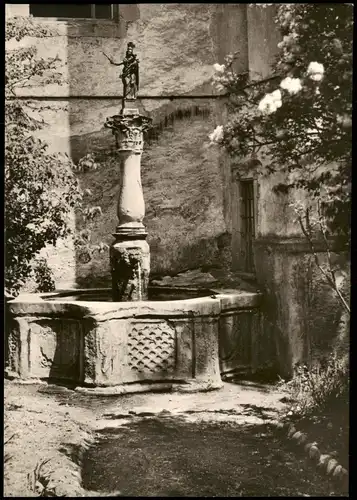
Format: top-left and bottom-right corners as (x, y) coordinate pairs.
(105, 106), (152, 302)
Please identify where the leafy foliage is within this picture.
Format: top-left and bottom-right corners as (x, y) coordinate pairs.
(283, 353), (349, 417)
(5, 16), (103, 295)
(33, 257), (56, 293)
(212, 4), (352, 244)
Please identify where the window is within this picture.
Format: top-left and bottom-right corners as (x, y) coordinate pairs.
(231, 159), (260, 276)
(29, 4), (115, 20)
(239, 179), (256, 273)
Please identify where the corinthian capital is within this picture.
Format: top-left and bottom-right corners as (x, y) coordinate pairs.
(105, 112), (152, 152)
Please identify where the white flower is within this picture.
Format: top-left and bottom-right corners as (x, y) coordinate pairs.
(307, 61), (324, 81)
(258, 89), (282, 115)
(280, 76), (302, 95)
(310, 72), (323, 82)
(213, 63), (225, 73)
(258, 94), (277, 115)
(271, 89), (282, 102)
(209, 125), (224, 143)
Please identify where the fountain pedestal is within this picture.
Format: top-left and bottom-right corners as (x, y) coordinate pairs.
(105, 107), (152, 301)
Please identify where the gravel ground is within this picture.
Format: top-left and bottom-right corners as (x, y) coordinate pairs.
(4, 379), (347, 497)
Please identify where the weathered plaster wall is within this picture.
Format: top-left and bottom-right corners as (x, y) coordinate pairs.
(231, 149), (350, 377)
(254, 242), (350, 378)
(247, 4), (281, 80)
(72, 99), (229, 287)
(9, 4), (249, 100)
(256, 172), (310, 239)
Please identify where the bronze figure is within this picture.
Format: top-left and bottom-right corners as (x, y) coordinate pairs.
(103, 42), (139, 108)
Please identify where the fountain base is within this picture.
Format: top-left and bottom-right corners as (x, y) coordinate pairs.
(5, 286), (262, 394)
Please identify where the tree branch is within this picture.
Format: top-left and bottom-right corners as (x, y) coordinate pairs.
(298, 210), (350, 315)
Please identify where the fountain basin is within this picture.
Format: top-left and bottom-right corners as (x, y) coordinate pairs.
(6, 287), (262, 394)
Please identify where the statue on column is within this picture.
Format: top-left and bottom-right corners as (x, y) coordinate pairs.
(102, 42), (151, 301)
(103, 42), (139, 109)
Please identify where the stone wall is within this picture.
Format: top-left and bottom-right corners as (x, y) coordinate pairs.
(254, 240), (350, 377)
(231, 148), (350, 377)
(73, 98), (231, 286)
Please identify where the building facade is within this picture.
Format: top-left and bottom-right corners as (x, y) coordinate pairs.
(6, 4), (349, 377)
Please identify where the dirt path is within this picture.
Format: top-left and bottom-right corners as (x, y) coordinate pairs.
(4, 381), (94, 497)
(4, 380), (344, 497)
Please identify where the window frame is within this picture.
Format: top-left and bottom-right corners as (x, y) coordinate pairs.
(231, 161), (259, 278)
(238, 178), (257, 274)
(29, 4), (119, 22)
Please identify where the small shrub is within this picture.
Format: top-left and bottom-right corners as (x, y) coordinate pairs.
(284, 353), (349, 416)
(28, 457), (52, 496)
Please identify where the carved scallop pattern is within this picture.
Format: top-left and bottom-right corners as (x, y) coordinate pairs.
(128, 321), (176, 374)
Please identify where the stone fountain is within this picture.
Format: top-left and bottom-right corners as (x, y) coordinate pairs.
(5, 43), (262, 394)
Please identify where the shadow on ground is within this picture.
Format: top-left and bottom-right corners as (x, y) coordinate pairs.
(82, 416), (341, 497)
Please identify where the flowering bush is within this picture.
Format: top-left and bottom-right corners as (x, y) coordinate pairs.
(279, 76), (302, 95)
(258, 89), (282, 114)
(210, 4), (352, 244)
